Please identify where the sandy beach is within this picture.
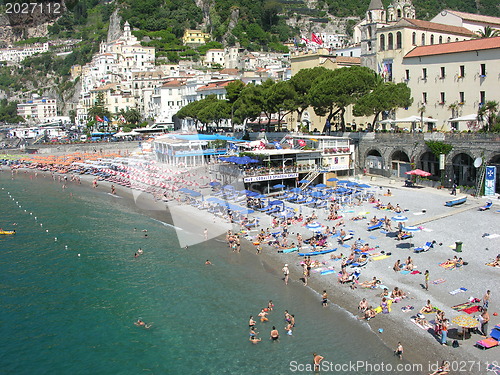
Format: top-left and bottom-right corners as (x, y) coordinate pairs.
(3, 156), (499, 374)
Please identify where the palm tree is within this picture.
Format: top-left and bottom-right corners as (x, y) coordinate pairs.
(477, 100), (499, 132)
(474, 26), (500, 38)
(418, 104), (426, 130)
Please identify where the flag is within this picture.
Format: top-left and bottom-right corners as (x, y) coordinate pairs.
(103, 116), (109, 122)
(311, 33), (323, 45)
(301, 37), (310, 44)
(297, 139), (306, 147)
(95, 115), (104, 122)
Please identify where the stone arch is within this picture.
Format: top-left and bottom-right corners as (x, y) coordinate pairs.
(365, 149), (384, 174)
(418, 151), (439, 178)
(451, 152), (475, 186)
(487, 154), (500, 194)
(390, 149), (411, 177)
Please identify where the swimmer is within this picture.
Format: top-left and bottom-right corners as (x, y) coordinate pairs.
(134, 319), (151, 329)
(258, 308), (269, 322)
(137, 248), (143, 255)
(205, 260), (212, 265)
(313, 353), (324, 372)
(249, 336), (261, 344)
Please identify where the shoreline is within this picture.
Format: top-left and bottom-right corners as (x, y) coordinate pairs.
(3, 164), (498, 374)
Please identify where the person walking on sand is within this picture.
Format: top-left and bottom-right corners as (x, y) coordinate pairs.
(282, 264), (289, 285)
(424, 270), (429, 291)
(394, 342), (403, 360)
(482, 290), (491, 310)
(111, 184), (116, 195)
(451, 183), (457, 196)
(313, 353), (324, 372)
(204, 228), (208, 241)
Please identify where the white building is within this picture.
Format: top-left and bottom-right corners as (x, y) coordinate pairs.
(17, 97), (57, 122)
(0, 42), (49, 64)
(203, 49), (225, 68)
(430, 10), (500, 34)
(398, 36), (500, 131)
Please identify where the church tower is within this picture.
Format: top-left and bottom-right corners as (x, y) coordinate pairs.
(387, 0), (415, 22)
(361, 0), (387, 71)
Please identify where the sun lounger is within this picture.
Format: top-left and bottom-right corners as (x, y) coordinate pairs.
(476, 328), (500, 349)
(479, 201), (493, 211)
(414, 241), (434, 253)
(367, 221), (383, 231)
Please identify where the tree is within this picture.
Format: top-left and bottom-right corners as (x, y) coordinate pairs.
(232, 84), (262, 128)
(124, 108), (142, 126)
(267, 80), (298, 130)
(474, 26), (500, 38)
(477, 100), (499, 132)
(87, 92), (111, 129)
(289, 67), (329, 125)
(309, 66), (378, 131)
(0, 99), (25, 123)
(353, 81), (412, 127)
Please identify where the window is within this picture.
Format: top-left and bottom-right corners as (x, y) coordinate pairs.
(412, 32), (416, 45)
(459, 92), (464, 104)
(405, 69), (410, 81)
(397, 9), (402, 18)
(458, 65), (465, 78)
(430, 35), (434, 45)
(440, 92), (445, 104)
(439, 36), (443, 44)
(396, 32), (402, 49)
(422, 92), (427, 104)
(388, 33), (394, 50)
(447, 37), (451, 43)
(480, 91), (485, 105)
(379, 34), (385, 51)
(440, 66), (445, 79)
(421, 33), (425, 45)
(480, 64), (486, 76)
(422, 68), (427, 80)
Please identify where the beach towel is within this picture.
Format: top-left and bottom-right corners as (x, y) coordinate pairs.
(432, 278), (446, 284)
(401, 305), (414, 312)
(380, 230), (388, 234)
(330, 233), (339, 238)
(452, 302), (475, 311)
(368, 235), (377, 240)
(370, 252), (383, 257)
(400, 270), (411, 275)
(485, 233), (500, 239)
(341, 244), (351, 248)
(439, 262), (455, 269)
(486, 262), (500, 268)
(462, 305), (481, 314)
(372, 255), (390, 261)
(449, 287), (467, 295)
(411, 270), (421, 275)
(378, 284), (388, 290)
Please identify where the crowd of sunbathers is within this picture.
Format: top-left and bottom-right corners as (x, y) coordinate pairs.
(440, 255), (465, 269)
(356, 285), (408, 320)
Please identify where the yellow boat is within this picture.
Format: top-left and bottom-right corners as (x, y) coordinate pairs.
(0, 230), (16, 235)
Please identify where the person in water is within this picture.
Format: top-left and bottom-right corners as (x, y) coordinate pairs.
(134, 319), (151, 329)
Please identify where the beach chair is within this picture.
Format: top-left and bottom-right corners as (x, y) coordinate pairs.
(476, 327), (500, 350)
(316, 201), (327, 209)
(367, 221), (383, 231)
(414, 241), (435, 253)
(479, 201), (493, 211)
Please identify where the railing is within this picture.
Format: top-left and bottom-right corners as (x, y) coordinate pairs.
(242, 164), (318, 177)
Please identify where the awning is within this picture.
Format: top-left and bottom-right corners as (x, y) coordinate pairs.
(448, 114), (477, 122)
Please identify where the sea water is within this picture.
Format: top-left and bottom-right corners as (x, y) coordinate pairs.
(0, 173), (406, 374)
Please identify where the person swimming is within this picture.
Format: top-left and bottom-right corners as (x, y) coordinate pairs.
(134, 319), (151, 329)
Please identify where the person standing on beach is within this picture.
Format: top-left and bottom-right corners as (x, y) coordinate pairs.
(313, 353), (324, 372)
(111, 185), (116, 195)
(394, 342), (403, 360)
(270, 326), (279, 342)
(482, 290), (491, 310)
(204, 228), (208, 241)
(424, 270), (430, 291)
(282, 264), (289, 285)
(440, 319), (448, 345)
(322, 290), (328, 307)
(479, 309), (490, 336)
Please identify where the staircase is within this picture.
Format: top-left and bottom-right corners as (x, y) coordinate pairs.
(300, 170), (320, 189)
(32, 134), (46, 145)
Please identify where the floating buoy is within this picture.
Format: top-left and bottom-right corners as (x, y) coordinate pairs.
(54, 237), (57, 241)
(24, 210), (26, 212)
(30, 212), (33, 215)
(65, 245), (68, 249)
(78, 254), (81, 257)
(45, 230), (49, 232)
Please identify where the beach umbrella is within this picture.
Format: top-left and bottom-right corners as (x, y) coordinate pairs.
(291, 187), (302, 193)
(327, 178), (339, 182)
(358, 184), (371, 188)
(451, 315), (479, 340)
(315, 183), (327, 188)
(392, 215), (408, 222)
(273, 184), (286, 189)
(306, 222), (323, 232)
(209, 181), (220, 187)
(299, 179), (310, 184)
(337, 180), (350, 184)
(311, 191), (323, 198)
(405, 169), (431, 177)
(402, 225), (421, 247)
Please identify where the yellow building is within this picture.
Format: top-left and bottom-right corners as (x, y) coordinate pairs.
(182, 30), (210, 46)
(288, 49), (371, 132)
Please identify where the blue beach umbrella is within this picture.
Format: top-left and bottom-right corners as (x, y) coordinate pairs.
(358, 184), (371, 188)
(273, 184), (286, 189)
(311, 191), (323, 198)
(337, 180), (350, 184)
(315, 183), (327, 188)
(392, 215), (408, 222)
(291, 187), (302, 193)
(402, 226), (420, 233)
(327, 178), (339, 182)
(306, 222), (323, 232)
(299, 179), (310, 184)
(209, 181), (221, 187)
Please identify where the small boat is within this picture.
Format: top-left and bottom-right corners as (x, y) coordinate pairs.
(0, 230), (16, 235)
(298, 248), (337, 256)
(444, 196), (467, 207)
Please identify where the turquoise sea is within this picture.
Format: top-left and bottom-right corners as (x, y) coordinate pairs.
(0, 172), (406, 374)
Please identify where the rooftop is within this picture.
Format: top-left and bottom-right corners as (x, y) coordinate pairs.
(404, 36), (500, 58)
(386, 18), (476, 37)
(443, 9), (500, 26)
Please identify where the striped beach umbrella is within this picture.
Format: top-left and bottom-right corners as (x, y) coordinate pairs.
(306, 222), (323, 232)
(392, 215), (408, 222)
